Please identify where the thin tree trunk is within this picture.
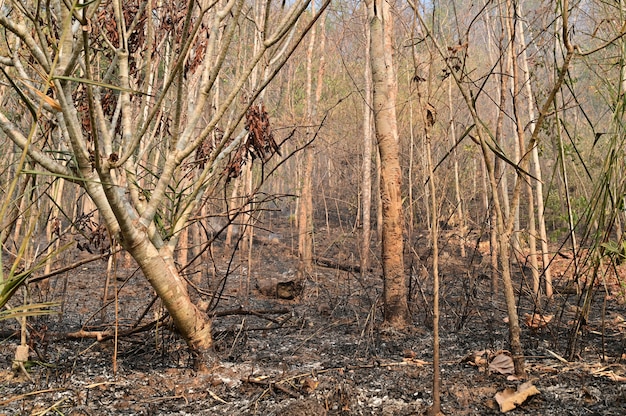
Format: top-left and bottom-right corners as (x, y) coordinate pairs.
(505, 0), (539, 299)
(297, 2), (321, 279)
(361, 14), (373, 275)
(426, 97), (442, 416)
(517, 7), (552, 298)
(449, 77), (465, 258)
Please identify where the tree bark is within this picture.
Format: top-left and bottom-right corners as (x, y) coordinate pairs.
(361, 10), (373, 275)
(367, 0), (409, 329)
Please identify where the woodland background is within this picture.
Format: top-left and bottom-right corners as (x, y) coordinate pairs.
(1, 0), (626, 414)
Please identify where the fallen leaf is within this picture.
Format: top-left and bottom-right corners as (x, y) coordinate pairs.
(524, 313), (553, 329)
(591, 367), (626, 382)
(300, 377), (319, 393)
(403, 349), (417, 359)
(494, 382), (540, 412)
(489, 352), (515, 375)
(461, 350), (490, 370)
(607, 372), (626, 382)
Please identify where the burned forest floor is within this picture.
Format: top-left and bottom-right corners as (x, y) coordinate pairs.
(1, 222), (626, 415)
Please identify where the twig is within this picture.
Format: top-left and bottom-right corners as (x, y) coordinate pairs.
(546, 349), (569, 364)
(64, 315), (169, 341)
(0, 388), (65, 406)
(314, 257), (362, 273)
(245, 377), (300, 398)
(66, 329), (109, 341)
(144, 395), (188, 404)
(212, 307), (290, 318)
(208, 389), (229, 404)
(28, 252), (113, 283)
(292, 320), (353, 355)
(31, 397), (68, 416)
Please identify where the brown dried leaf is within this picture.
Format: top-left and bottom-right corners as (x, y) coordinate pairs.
(300, 377), (319, 393)
(461, 350), (489, 370)
(489, 352), (515, 375)
(590, 366), (626, 382)
(607, 372), (626, 382)
(494, 382), (540, 412)
(403, 349), (417, 359)
(524, 313), (553, 329)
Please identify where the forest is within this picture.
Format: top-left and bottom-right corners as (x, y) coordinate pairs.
(1, 0), (625, 414)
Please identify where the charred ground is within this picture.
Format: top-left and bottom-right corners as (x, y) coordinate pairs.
(1, 223), (626, 415)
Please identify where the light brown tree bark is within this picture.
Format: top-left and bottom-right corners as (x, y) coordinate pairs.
(366, 0), (409, 329)
(361, 11), (373, 275)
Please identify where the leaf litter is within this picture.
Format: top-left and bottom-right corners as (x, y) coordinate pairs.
(1, 228), (626, 415)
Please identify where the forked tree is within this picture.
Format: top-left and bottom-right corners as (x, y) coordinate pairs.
(0, 0), (328, 369)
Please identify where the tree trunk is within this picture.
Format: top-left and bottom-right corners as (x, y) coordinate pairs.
(367, 0), (409, 329)
(361, 12), (373, 275)
(517, 6), (552, 298)
(297, 2), (323, 280)
(449, 77), (465, 258)
(426, 99), (442, 416)
(131, 238), (215, 368)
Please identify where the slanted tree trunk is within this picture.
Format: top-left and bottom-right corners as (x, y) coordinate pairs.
(366, 0), (409, 329)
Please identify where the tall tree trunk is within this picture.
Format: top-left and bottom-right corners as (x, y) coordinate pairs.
(298, 3), (325, 280)
(505, 0), (540, 299)
(361, 13), (373, 275)
(426, 98), (442, 416)
(367, 0), (409, 329)
(449, 77), (465, 258)
(518, 6), (552, 298)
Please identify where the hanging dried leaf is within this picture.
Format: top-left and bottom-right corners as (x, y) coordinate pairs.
(224, 145), (247, 183)
(186, 29), (209, 75)
(425, 103), (436, 127)
(225, 104), (283, 182)
(195, 128), (220, 169)
(494, 382), (540, 412)
(244, 104), (281, 162)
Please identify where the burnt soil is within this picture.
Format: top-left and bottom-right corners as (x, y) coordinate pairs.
(1, 225), (626, 415)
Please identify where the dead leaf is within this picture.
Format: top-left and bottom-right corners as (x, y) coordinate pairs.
(489, 352), (515, 375)
(590, 366), (626, 382)
(461, 350), (489, 370)
(607, 372), (626, 382)
(403, 349), (417, 359)
(300, 377), (319, 393)
(494, 382), (540, 412)
(524, 313), (553, 329)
